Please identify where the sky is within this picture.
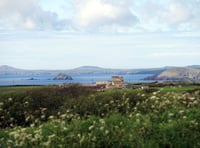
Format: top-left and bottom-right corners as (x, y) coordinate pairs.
(0, 0), (200, 69)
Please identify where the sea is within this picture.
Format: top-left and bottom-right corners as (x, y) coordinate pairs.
(0, 73), (153, 86)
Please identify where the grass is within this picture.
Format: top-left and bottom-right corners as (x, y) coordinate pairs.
(158, 85), (200, 92)
(0, 85), (42, 93)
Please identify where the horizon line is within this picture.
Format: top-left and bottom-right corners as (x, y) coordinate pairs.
(0, 64), (199, 71)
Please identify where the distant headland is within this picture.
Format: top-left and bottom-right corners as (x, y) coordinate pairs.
(0, 65), (200, 83)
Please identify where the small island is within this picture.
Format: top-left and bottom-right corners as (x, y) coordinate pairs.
(53, 73), (73, 80)
(28, 78), (38, 80)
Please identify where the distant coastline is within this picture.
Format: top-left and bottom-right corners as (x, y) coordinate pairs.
(0, 65), (200, 86)
(0, 73), (152, 86)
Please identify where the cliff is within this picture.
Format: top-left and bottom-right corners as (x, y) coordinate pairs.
(144, 67), (200, 82)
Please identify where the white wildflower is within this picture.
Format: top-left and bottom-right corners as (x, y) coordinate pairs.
(193, 100), (198, 105)
(100, 126), (104, 131)
(8, 98), (13, 101)
(92, 136), (96, 141)
(189, 97), (195, 101)
(88, 125), (94, 131)
(136, 102), (140, 106)
(179, 110), (184, 114)
(150, 96), (156, 100)
(30, 123), (35, 127)
(105, 130), (109, 135)
(48, 116), (54, 120)
(0, 102), (4, 106)
(168, 119), (172, 123)
(136, 119), (140, 123)
(183, 116), (187, 119)
(80, 135), (85, 144)
(77, 133), (81, 138)
(63, 127), (68, 131)
(43, 141), (51, 147)
(129, 113), (133, 118)
(153, 92), (157, 95)
(41, 115), (45, 119)
(60, 114), (66, 119)
(190, 120), (196, 124)
(48, 134), (55, 139)
(168, 113), (174, 117)
(135, 113), (140, 117)
(99, 119), (105, 124)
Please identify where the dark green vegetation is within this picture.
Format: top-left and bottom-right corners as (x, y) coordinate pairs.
(0, 83), (200, 147)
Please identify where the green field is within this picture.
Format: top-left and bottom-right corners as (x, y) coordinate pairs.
(0, 85), (42, 93)
(159, 85), (200, 92)
(0, 83), (200, 147)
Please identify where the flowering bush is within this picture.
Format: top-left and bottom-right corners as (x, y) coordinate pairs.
(0, 84), (200, 147)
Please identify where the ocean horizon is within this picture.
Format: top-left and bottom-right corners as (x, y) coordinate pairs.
(0, 73), (153, 86)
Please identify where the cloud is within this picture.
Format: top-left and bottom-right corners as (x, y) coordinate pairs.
(0, 0), (69, 30)
(159, 0), (200, 31)
(136, 0), (200, 32)
(160, 1), (191, 25)
(0, 0), (199, 32)
(150, 52), (200, 57)
(71, 0), (138, 32)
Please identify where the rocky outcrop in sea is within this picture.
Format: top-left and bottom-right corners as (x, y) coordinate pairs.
(53, 73), (73, 80)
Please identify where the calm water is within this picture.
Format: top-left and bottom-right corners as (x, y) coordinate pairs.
(0, 73), (153, 86)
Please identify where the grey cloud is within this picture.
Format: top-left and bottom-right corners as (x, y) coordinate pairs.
(0, 0), (199, 32)
(137, 0), (200, 32)
(161, 0), (200, 31)
(0, 0), (69, 30)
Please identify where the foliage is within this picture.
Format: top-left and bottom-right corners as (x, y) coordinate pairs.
(0, 84), (200, 147)
(0, 84), (94, 127)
